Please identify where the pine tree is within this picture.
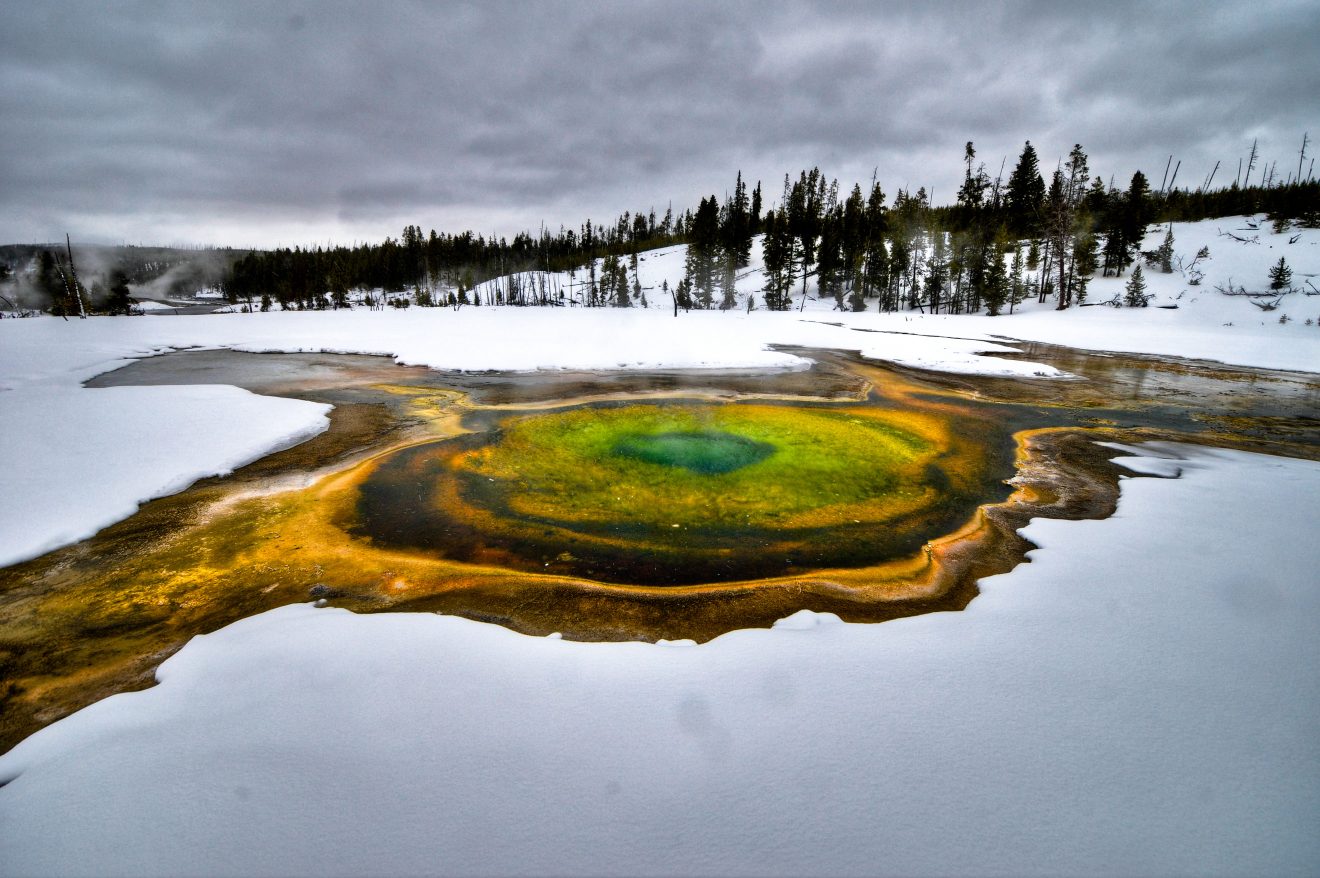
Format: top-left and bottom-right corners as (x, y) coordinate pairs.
(983, 238), (1009, 316)
(1072, 226), (1098, 304)
(925, 232), (948, 314)
(1156, 226), (1174, 273)
(760, 207), (794, 310)
(1268, 256), (1293, 291)
(957, 141), (990, 210)
(675, 276), (694, 311)
(1006, 141), (1046, 236)
(106, 270), (132, 315)
(863, 181), (889, 306)
(37, 250), (66, 316)
(786, 168), (827, 301)
(816, 213), (844, 309)
(1008, 246), (1024, 314)
(1051, 145), (1090, 309)
(1124, 264), (1148, 307)
(684, 196), (721, 308)
(721, 172), (754, 268)
(718, 257), (738, 310)
(1120, 171), (1153, 266)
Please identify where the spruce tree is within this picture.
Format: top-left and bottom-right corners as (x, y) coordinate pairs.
(1072, 226), (1098, 304)
(1120, 171), (1153, 266)
(1008, 246), (1024, 314)
(721, 172), (753, 268)
(863, 181), (889, 305)
(1268, 256), (1292, 291)
(106, 270), (132, 316)
(1124, 264), (1148, 307)
(718, 257), (738, 310)
(684, 196), (721, 308)
(816, 214), (844, 309)
(1006, 141), (1046, 236)
(1156, 226), (1174, 273)
(760, 208), (794, 310)
(983, 239), (1009, 316)
(925, 233), (948, 314)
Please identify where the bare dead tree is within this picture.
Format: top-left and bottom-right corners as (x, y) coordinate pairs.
(1203, 161), (1220, 191)
(1244, 139), (1259, 187)
(989, 156), (1007, 209)
(64, 234), (87, 318)
(1299, 132), (1310, 183)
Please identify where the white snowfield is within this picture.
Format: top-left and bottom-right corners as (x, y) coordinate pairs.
(1, 444), (1317, 877)
(0, 215), (1318, 875)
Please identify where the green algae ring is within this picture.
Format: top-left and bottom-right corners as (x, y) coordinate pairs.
(355, 402), (979, 585)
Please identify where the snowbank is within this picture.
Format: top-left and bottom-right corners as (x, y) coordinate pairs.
(1, 444), (1316, 877)
(0, 385), (330, 566)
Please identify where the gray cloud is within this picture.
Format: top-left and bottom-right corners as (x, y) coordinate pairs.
(0, 0), (1315, 247)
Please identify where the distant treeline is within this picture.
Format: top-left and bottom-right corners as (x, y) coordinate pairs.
(223, 191), (749, 311)
(218, 141), (1320, 316)
(4, 141), (1317, 318)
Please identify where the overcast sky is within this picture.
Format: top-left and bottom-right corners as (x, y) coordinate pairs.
(2, 1), (1316, 249)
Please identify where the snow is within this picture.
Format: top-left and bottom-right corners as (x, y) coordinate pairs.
(0, 320), (333, 568)
(473, 214), (1320, 374)
(1, 444), (1317, 877)
(0, 385), (330, 566)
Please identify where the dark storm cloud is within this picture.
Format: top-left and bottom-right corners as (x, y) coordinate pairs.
(0, 0), (1315, 247)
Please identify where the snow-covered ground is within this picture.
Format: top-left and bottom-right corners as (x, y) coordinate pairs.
(130, 299), (180, 311)
(0, 215), (1318, 875)
(1, 443), (1317, 877)
(473, 214), (1320, 373)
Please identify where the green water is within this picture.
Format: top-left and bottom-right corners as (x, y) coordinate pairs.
(613, 430), (775, 474)
(351, 401), (1004, 585)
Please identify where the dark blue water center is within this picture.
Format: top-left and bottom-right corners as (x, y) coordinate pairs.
(612, 430), (775, 475)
